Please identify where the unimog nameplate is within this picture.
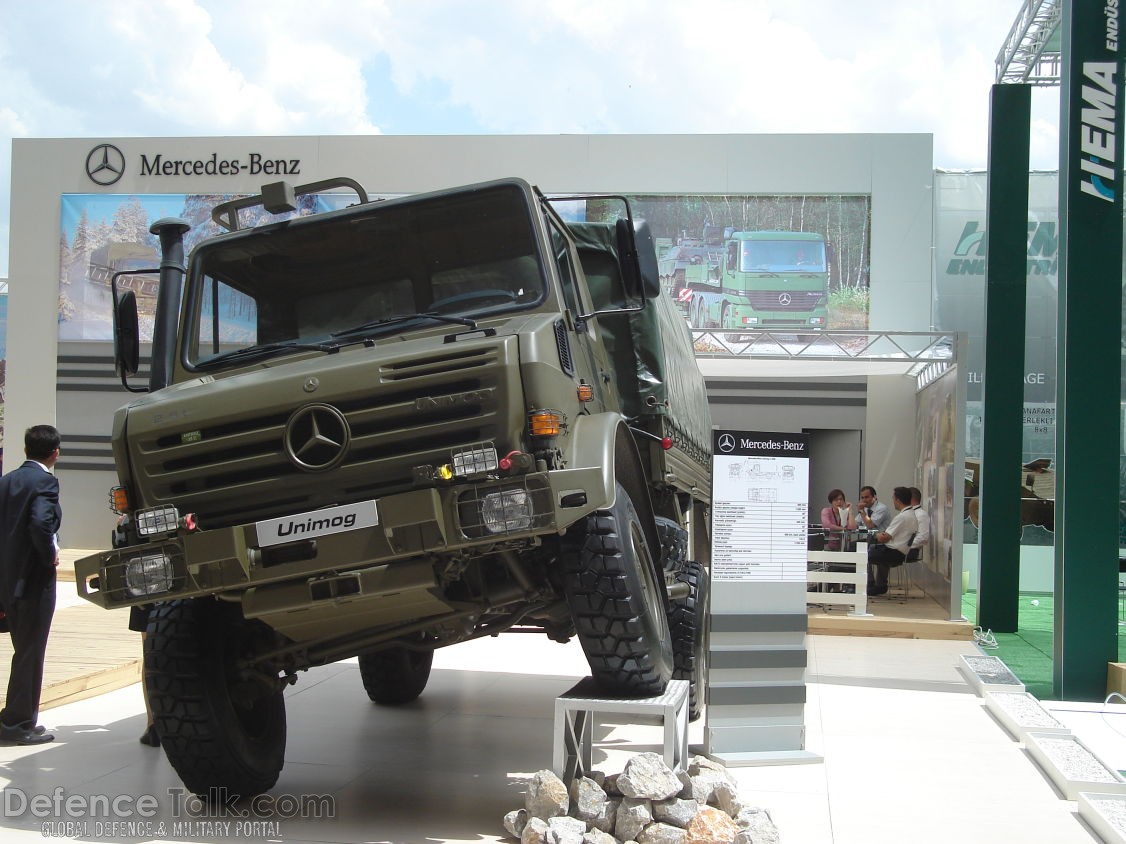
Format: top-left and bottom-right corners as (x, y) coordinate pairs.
(255, 500), (379, 547)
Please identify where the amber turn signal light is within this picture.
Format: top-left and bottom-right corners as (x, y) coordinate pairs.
(108, 486), (130, 514)
(529, 410), (564, 437)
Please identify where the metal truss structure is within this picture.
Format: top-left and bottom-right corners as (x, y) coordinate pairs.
(995, 0), (1063, 86)
(689, 328), (959, 389)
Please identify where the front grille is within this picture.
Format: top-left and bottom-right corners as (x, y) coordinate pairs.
(132, 343), (518, 529)
(746, 290), (826, 312)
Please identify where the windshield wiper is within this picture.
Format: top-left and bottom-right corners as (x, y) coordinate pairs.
(196, 340), (339, 369)
(330, 311), (477, 338)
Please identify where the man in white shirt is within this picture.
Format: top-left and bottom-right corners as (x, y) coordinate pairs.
(867, 486), (917, 596)
(906, 486), (931, 561)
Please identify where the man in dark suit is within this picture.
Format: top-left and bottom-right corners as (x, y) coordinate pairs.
(0, 425), (61, 744)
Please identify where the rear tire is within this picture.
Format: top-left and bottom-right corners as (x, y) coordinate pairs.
(669, 560), (709, 721)
(654, 516), (688, 571)
(145, 599), (286, 799)
(722, 304), (743, 342)
(694, 299), (708, 329)
(564, 483), (674, 696)
(358, 645), (434, 705)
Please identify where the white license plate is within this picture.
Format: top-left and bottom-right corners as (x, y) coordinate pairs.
(255, 500), (378, 548)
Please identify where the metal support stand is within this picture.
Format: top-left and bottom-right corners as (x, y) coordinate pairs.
(553, 678), (690, 781)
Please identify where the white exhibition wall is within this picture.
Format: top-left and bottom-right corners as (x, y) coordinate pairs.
(7, 134), (934, 547)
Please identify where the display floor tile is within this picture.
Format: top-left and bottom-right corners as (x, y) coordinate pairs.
(0, 632), (1107, 842)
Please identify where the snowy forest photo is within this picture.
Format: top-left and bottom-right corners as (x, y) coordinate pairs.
(58, 193), (323, 341)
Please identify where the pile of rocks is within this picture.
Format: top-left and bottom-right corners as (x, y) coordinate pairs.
(503, 753), (779, 844)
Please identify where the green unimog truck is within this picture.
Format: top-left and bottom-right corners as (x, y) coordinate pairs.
(687, 229), (830, 339)
(76, 177), (713, 798)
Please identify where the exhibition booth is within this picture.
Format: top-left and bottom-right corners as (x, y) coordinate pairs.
(6, 133), (944, 559)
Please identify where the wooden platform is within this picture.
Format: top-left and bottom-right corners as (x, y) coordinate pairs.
(808, 587), (974, 640)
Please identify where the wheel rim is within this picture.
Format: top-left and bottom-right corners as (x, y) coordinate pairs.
(629, 521), (673, 668)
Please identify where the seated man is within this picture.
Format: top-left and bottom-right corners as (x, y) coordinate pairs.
(905, 486), (930, 563)
(866, 486), (918, 596)
(856, 485), (891, 535)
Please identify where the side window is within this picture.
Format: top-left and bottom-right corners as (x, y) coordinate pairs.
(194, 276), (260, 360)
(550, 222), (582, 317)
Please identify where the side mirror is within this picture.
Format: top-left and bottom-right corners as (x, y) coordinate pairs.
(615, 218), (661, 300)
(633, 220), (660, 299)
(114, 291), (141, 380)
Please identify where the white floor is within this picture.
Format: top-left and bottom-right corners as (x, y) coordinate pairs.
(0, 627), (1116, 843)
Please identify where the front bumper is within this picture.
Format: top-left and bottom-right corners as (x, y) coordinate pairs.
(76, 468), (608, 611)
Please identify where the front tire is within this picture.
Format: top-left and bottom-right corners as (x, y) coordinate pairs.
(669, 561), (709, 721)
(145, 599), (286, 799)
(564, 483), (674, 696)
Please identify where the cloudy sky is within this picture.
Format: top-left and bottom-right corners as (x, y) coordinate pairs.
(0, 0), (1062, 276)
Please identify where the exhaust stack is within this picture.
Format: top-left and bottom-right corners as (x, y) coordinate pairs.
(148, 217), (191, 391)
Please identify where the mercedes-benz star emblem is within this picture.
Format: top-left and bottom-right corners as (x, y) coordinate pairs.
(85, 144), (125, 186)
(778, 292), (792, 306)
(718, 433), (736, 453)
(284, 404), (350, 471)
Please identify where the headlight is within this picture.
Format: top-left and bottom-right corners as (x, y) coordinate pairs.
(125, 553), (175, 596)
(135, 505), (179, 537)
(481, 489), (533, 533)
(451, 445), (498, 477)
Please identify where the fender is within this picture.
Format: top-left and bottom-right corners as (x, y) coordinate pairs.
(557, 411), (667, 607)
(547, 412), (620, 533)
(551, 411), (658, 538)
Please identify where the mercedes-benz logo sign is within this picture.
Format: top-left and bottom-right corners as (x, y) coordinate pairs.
(85, 144), (125, 186)
(284, 404), (350, 471)
(778, 292), (792, 306)
(718, 433), (736, 453)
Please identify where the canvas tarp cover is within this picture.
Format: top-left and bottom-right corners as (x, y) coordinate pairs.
(568, 222), (712, 460)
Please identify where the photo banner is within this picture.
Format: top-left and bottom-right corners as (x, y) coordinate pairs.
(57, 192), (357, 342)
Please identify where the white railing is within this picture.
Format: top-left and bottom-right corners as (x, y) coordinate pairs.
(807, 542), (871, 616)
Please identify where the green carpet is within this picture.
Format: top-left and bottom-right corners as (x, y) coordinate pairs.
(962, 592), (1126, 700)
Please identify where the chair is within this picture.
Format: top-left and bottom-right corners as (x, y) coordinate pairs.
(807, 526), (827, 599)
(888, 536), (919, 598)
(888, 559), (913, 597)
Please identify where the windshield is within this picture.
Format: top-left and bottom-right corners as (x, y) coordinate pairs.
(184, 184), (546, 368)
(739, 239), (826, 273)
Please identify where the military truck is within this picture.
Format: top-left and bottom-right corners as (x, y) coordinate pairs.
(658, 225), (725, 314)
(687, 229), (830, 339)
(75, 177), (713, 798)
(87, 242), (160, 298)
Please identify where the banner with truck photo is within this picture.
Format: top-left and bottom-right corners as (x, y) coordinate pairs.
(60, 191), (872, 343)
(555, 193), (873, 335)
(57, 192), (354, 342)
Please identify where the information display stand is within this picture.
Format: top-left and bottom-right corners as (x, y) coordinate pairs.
(706, 429), (821, 765)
